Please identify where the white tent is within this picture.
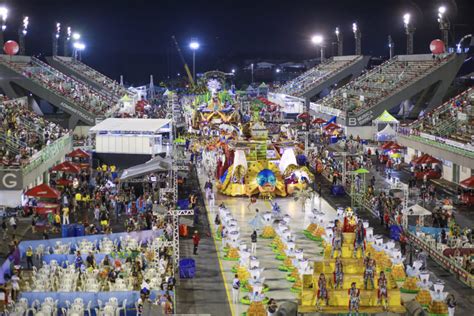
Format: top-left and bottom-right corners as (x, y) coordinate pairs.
(376, 124), (397, 141)
(120, 155), (172, 181)
(403, 204), (431, 217)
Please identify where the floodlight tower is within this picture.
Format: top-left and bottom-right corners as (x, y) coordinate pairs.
(18, 16), (29, 55)
(388, 35), (395, 59)
(352, 22), (361, 55)
(437, 6), (450, 47)
(189, 40), (199, 81)
(403, 13), (415, 54)
(335, 27), (343, 56)
(64, 27), (71, 56)
(0, 6), (8, 46)
(311, 34), (325, 62)
(52, 22), (60, 56)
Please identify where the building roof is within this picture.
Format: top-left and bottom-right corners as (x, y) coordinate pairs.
(89, 118), (171, 133)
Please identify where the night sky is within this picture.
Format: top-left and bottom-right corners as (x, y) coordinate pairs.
(3, 0), (474, 84)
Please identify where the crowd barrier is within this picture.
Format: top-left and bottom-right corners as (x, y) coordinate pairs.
(18, 229), (164, 258)
(20, 289), (173, 310)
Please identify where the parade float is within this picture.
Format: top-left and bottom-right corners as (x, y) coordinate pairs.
(217, 123), (313, 198)
(295, 211), (405, 314)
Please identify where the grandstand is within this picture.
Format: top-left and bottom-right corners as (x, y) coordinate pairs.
(275, 55), (369, 99)
(46, 56), (131, 99)
(311, 53), (465, 129)
(0, 97), (72, 206)
(0, 55), (119, 128)
(398, 88), (474, 170)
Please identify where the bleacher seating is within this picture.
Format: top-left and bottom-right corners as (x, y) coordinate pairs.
(277, 56), (362, 96)
(52, 56), (129, 98)
(401, 88), (474, 146)
(0, 98), (68, 167)
(0, 56), (117, 117)
(319, 54), (455, 117)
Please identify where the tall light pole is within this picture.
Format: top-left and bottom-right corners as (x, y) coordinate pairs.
(352, 22), (361, 55)
(64, 27), (71, 56)
(403, 13), (415, 55)
(311, 34), (324, 62)
(0, 6), (8, 47)
(437, 5), (450, 47)
(73, 42), (85, 60)
(52, 22), (60, 56)
(335, 27), (343, 56)
(18, 16), (29, 55)
(72, 32), (81, 59)
(189, 40), (199, 81)
(251, 63), (254, 84)
(388, 35), (395, 59)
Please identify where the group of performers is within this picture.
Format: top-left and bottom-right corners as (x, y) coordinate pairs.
(316, 213), (389, 312)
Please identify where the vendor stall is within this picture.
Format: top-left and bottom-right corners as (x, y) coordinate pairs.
(50, 161), (81, 189)
(66, 148), (91, 170)
(459, 176), (474, 206)
(403, 204), (431, 227)
(24, 183), (60, 221)
(411, 154), (442, 180)
(372, 110), (399, 141)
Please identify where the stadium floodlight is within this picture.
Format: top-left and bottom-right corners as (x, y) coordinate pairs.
(403, 13), (411, 26)
(55, 22), (61, 38)
(73, 42), (85, 50)
(438, 6), (446, 15)
(335, 27), (339, 36)
(231, 68), (235, 74)
(189, 41), (199, 50)
(276, 68), (281, 73)
(0, 6), (7, 31)
(352, 22), (358, 33)
(22, 16), (29, 35)
(311, 34), (323, 45)
(72, 32), (81, 40)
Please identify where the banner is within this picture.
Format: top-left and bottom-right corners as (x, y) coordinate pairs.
(0, 169), (23, 190)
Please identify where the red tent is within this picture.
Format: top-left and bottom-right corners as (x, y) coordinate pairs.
(56, 178), (73, 186)
(297, 112), (310, 120)
(25, 184), (60, 199)
(66, 148), (90, 158)
(412, 154), (441, 165)
(312, 117), (327, 124)
(381, 141), (404, 150)
(460, 176), (474, 188)
(51, 161), (80, 173)
(324, 122), (340, 130)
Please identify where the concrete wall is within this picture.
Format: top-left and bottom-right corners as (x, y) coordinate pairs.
(460, 166), (472, 182)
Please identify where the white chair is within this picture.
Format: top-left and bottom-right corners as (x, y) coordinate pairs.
(115, 299), (127, 316)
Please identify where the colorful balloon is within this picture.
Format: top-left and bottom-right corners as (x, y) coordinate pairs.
(430, 39), (445, 54)
(3, 40), (19, 56)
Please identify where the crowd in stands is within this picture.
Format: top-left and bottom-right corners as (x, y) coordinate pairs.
(277, 56), (362, 96)
(319, 54), (453, 116)
(399, 88), (473, 146)
(0, 97), (68, 167)
(0, 56), (117, 116)
(53, 56), (129, 98)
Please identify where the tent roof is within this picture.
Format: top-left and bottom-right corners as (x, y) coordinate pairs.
(25, 183), (60, 199)
(89, 118), (171, 133)
(66, 148), (90, 158)
(377, 124), (396, 136)
(374, 110), (399, 123)
(460, 176), (474, 188)
(51, 161), (81, 173)
(119, 155), (173, 181)
(412, 153), (441, 165)
(403, 204), (431, 216)
(312, 117), (327, 124)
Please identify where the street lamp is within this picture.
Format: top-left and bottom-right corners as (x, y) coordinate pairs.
(437, 5), (450, 47)
(189, 40), (199, 81)
(403, 13), (415, 54)
(335, 27), (343, 56)
(18, 16), (29, 55)
(0, 6), (8, 46)
(311, 34), (325, 62)
(352, 22), (361, 55)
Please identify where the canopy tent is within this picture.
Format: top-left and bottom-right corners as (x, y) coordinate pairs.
(119, 155), (173, 181)
(297, 112), (310, 120)
(324, 122), (340, 131)
(51, 161), (80, 173)
(89, 118), (171, 134)
(312, 117), (327, 124)
(25, 184), (60, 199)
(411, 154), (441, 165)
(66, 148), (90, 159)
(373, 110), (399, 123)
(354, 168), (370, 174)
(376, 124), (397, 141)
(403, 204), (431, 217)
(460, 176), (474, 188)
(381, 140), (404, 150)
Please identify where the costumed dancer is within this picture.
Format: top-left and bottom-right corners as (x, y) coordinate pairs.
(334, 256), (344, 289)
(377, 271), (388, 310)
(353, 221), (366, 258)
(364, 256), (376, 290)
(348, 282), (360, 315)
(331, 225), (343, 258)
(316, 273), (329, 311)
